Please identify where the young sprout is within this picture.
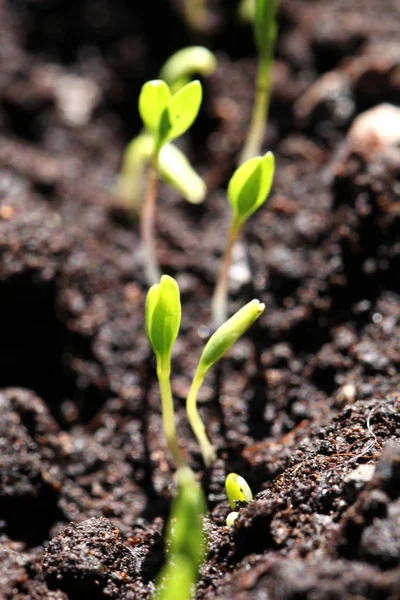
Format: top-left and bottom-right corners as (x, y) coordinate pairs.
(226, 511), (239, 527)
(139, 79), (202, 284)
(225, 472), (253, 527)
(187, 299), (265, 467)
(146, 275), (187, 469)
(239, 0), (278, 164)
(225, 473), (253, 509)
(117, 47), (216, 218)
(212, 151), (274, 327)
(154, 467), (206, 600)
(159, 47), (217, 93)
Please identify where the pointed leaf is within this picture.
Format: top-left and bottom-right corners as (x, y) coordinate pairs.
(139, 80), (171, 135)
(145, 275), (181, 361)
(159, 80), (202, 144)
(228, 152), (274, 225)
(198, 299), (265, 373)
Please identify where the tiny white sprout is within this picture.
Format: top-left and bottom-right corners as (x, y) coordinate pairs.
(226, 511), (239, 527)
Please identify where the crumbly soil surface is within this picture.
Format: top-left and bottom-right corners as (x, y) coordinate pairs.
(0, 0), (400, 598)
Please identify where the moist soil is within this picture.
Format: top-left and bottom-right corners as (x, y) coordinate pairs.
(1, 0), (400, 598)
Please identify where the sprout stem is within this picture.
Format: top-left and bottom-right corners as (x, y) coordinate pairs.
(158, 366), (187, 470)
(141, 152), (161, 285)
(186, 369), (216, 467)
(211, 220), (241, 328)
(239, 57), (271, 164)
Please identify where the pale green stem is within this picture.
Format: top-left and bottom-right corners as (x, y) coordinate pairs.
(157, 363), (187, 470)
(141, 152), (161, 285)
(186, 368), (216, 467)
(239, 57), (271, 164)
(211, 220), (242, 328)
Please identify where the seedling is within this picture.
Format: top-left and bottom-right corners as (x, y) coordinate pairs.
(146, 275), (187, 469)
(225, 472), (253, 526)
(211, 151), (274, 327)
(146, 275), (264, 468)
(117, 48), (216, 217)
(239, 0), (278, 164)
(159, 46), (217, 93)
(154, 467), (207, 600)
(138, 79), (202, 284)
(187, 298), (265, 466)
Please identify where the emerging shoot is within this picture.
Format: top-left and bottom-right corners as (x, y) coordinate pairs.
(212, 152), (274, 327)
(154, 467), (206, 600)
(187, 299), (265, 467)
(159, 46), (217, 93)
(239, 0), (278, 164)
(225, 472), (253, 527)
(139, 79), (202, 284)
(146, 275), (186, 469)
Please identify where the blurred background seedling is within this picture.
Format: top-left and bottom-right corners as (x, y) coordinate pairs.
(212, 152), (275, 327)
(239, 0), (278, 164)
(138, 79), (202, 284)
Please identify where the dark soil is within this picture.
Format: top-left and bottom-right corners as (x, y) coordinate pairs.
(0, 0), (400, 598)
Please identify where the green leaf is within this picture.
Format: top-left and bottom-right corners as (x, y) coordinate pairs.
(159, 142), (206, 204)
(145, 275), (181, 364)
(159, 80), (202, 144)
(139, 80), (171, 135)
(225, 473), (253, 510)
(198, 299), (265, 373)
(254, 0), (278, 59)
(228, 152), (274, 226)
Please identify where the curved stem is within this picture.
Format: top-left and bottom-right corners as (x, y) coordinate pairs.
(141, 152), (161, 285)
(211, 220), (241, 328)
(186, 368), (216, 467)
(239, 57), (271, 165)
(158, 365), (187, 470)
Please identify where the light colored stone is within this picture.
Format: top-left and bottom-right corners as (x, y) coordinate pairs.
(347, 103), (400, 152)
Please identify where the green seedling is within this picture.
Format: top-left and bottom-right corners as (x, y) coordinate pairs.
(159, 46), (217, 93)
(225, 472), (253, 526)
(146, 275), (187, 469)
(239, 0), (278, 164)
(154, 467), (207, 600)
(117, 48), (216, 217)
(146, 275), (264, 468)
(139, 79), (202, 284)
(211, 151), (274, 327)
(187, 299), (265, 466)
